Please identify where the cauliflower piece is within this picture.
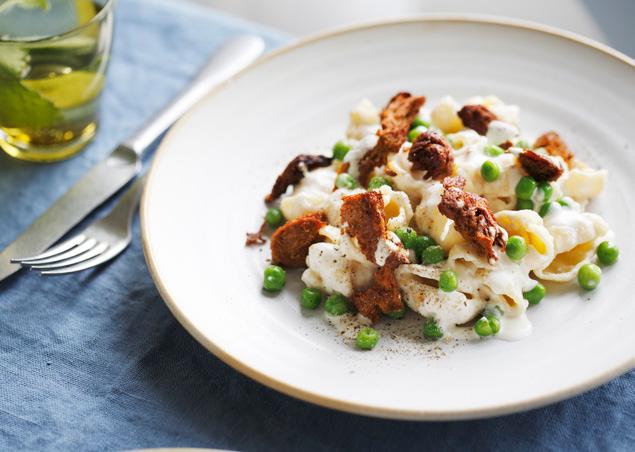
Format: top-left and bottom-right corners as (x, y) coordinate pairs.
(346, 98), (380, 140)
(559, 165), (607, 204)
(430, 96), (463, 133)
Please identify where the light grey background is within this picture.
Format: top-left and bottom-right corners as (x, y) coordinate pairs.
(188, 0), (635, 57)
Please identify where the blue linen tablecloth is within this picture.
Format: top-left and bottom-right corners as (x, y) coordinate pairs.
(0, 0), (633, 450)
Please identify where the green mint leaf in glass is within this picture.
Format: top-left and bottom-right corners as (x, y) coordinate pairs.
(0, 65), (61, 129)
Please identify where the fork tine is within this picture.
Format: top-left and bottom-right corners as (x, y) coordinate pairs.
(11, 234), (87, 263)
(39, 244), (126, 276)
(19, 238), (98, 266)
(29, 242), (109, 271)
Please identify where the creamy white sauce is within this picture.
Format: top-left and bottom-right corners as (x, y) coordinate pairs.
(414, 182), (464, 251)
(486, 120), (518, 145)
(395, 264), (486, 330)
(344, 134), (378, 178)
(497, 314), (533, 341)
(452, 136), (523, 211)
(280, 166), (337, 220)
(542, 201), (596, 254)
(302, 231), (376, 297)
(374, 235), (399, 266)
(388, 147), (432, 205)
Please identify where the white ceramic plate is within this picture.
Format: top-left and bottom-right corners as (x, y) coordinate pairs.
(141, 17), (635, 420)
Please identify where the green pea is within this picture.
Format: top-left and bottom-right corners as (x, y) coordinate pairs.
(263, 265), (286, 292)
(335, 173), (358, 189)
(577, 263), (601, 291)
(480, 160), (500, 182)
(413, 235), (436, 258)
(596, 241), (619, 266)
(506, 235), (527, 261)
(488, 316), (501, 335)
(386, 308), (406, 319)
(300, 287), (322, 309)
(408, 125), (427, 142)
(516, 199), (534, 211)
(265, 207), (284, 228)
(515, 176), (537, 200)
(538, 182), (553, 202)
(422, 318), (444, 341)
(368, 175), (393, 190)
(515, 139), (530, 149)
(516, 176), (538, 199)
(332, 140), (351, 161)
(484, 144), (504, 157)
(475, 310), (502, 337)
(523, 282), (546, 305)
(557, 198), (570, 207)
(395, 227), (418, 249)
(539, 202), (552, 218)
(439, 269), (458, 292)
(324, 293), (352, 315)
(421, 245), (445, 264)
(356, 327), (380, 350)
(411, 116), (430, 129)
(474, 317), (493, 337)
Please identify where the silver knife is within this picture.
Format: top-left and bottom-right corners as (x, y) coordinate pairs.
(0, 35), (265, 283)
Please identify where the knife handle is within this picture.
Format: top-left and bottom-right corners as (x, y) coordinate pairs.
(122, 35), (265, 155)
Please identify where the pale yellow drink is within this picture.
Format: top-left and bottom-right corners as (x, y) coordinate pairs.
(0, 0), (114, 162)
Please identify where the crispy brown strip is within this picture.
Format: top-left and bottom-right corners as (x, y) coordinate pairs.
(245, 221), (267, 246)
(499, 140), (513, 150)
(518, 150), (564, 182)
(270, 213), (326, 267)
(533, 131), (574, 164)
(340, 191), (386, 264)
(457, 104), (497, 135)
(380, 92), (426, 130)
(442, 175), (466, 190)
(407, 131), (454, 180)
(438, 177), (506, 262)
(358, 92), (425, 186)
(265, 154), (333, 202)
(351, 253), (407, 323)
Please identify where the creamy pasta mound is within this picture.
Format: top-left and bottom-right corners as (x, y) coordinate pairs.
(253, 92), (618, 346)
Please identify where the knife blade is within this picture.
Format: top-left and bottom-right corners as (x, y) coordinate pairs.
(0, 35), (265, 282)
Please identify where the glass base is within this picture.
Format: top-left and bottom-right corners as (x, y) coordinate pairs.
(0, 122), (97, 163)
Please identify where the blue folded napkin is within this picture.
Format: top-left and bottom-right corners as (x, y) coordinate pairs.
(0, 1), (633, 450)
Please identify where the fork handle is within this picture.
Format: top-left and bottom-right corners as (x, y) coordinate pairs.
(108, 175), (146, 226)
(122, 35), (265, 155)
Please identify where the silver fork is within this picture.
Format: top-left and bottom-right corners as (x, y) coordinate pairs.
(11, 175), (145, 276)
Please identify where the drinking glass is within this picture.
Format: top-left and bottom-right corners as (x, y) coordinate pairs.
(0, 0), (114, 162)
